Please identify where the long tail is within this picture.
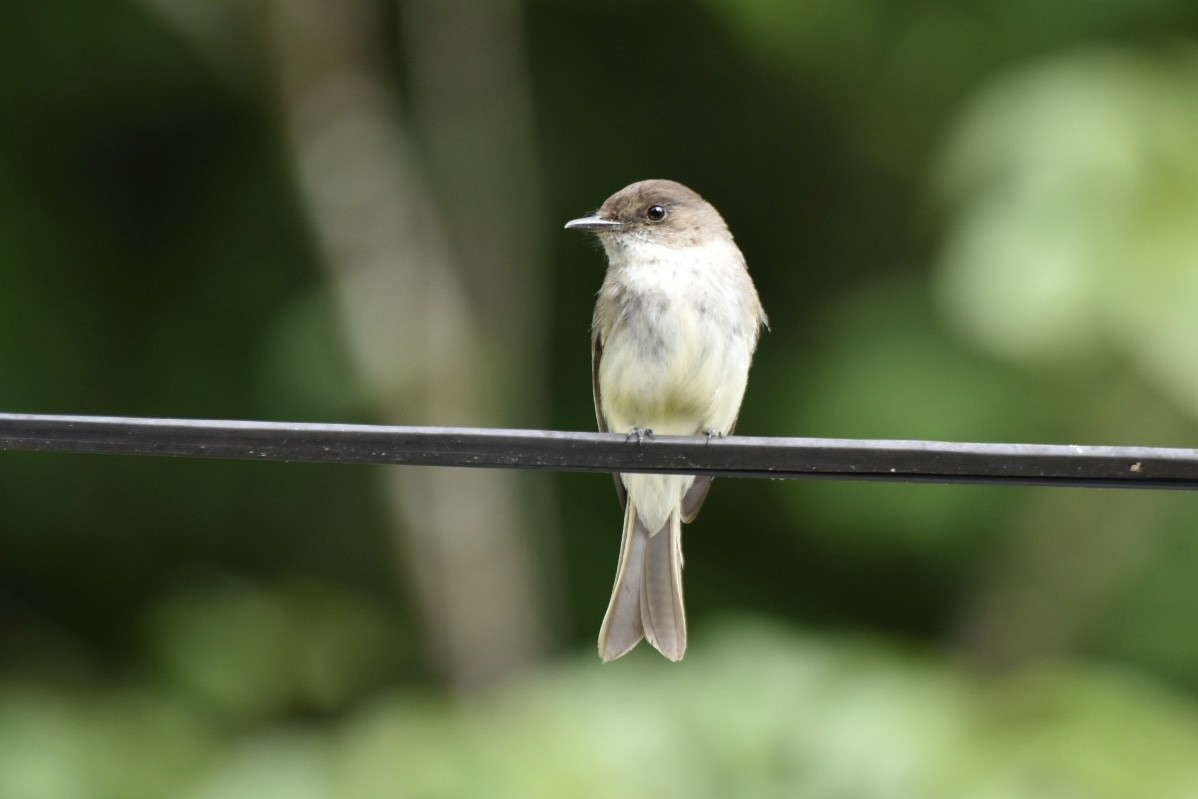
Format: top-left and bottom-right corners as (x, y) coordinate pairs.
(598, 502), (686, 661)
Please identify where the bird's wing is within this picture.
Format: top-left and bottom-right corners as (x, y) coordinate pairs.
(592, 330), (628, 509)
(591, 330), (607, 433)
(679, 409), (743, 522)
(680, 477), (711, 522)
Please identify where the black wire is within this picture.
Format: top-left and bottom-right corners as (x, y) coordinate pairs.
(1, 413), (1196, 489)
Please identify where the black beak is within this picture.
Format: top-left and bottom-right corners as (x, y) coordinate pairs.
(564, 215), (623, 232)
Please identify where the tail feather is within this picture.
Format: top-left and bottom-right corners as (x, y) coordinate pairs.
(598, 503), (686, 662)
(598, 502), (647, 661)
(641, 509), (686, 660)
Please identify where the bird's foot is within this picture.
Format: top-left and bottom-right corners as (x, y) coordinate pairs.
(704, 430), (726, 443)
(626, 427), (655, 444)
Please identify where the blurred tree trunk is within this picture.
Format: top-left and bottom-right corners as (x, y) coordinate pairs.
(270, 0), (558, 691)
(144, 0), (559, 691)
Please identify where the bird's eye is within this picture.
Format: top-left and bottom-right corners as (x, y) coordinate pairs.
(646, 205), (666, 222)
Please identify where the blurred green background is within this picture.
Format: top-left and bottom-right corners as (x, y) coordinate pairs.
(3, 1), (1198, 797)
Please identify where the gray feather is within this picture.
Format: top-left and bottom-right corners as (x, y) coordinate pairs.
(680, 476), (712, 522)
(598, 501), (647, 661)
(640, 509), (686, 661)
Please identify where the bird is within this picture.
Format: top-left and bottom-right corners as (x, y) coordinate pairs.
(565, 179), (767, 661)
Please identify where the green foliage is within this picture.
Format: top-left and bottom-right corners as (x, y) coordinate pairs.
(2, 0), (1198, 795)
(7, 625), (1198, 797)
(936, 47), (1198, 416)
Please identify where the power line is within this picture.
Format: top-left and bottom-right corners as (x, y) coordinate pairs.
(1, 413), (1196, 489)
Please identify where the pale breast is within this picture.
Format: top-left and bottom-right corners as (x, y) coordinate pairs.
(597, 241), (757, 435)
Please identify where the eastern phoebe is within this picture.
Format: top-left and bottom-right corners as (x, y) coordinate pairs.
(566, 179), (767, 661)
